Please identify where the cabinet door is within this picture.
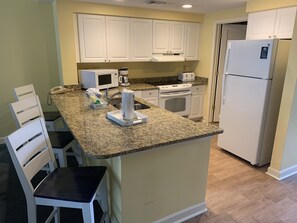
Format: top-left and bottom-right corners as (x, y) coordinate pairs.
(152, 20), (170, 53)
(189, 94), (204, 119)
(77, 14), (107, 62)
(170, 22), (185, 53)
(185, 23), (200, 60)
(246, 10), (276, 40)
(274, 7), (297, 39)
(106, 16), (130, 62)
(130, 18), (152, 61)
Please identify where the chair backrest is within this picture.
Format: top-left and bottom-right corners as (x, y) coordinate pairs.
(14, 84), (36, 101)
(5, 118), (57, 195)
(10, 95), (44, 128)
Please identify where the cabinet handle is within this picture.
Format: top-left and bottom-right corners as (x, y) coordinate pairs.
(268, 35), (272, 38)
(273, 35), (276, 38)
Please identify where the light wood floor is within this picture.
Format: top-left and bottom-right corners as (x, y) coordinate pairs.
(185, 136), (297, 223)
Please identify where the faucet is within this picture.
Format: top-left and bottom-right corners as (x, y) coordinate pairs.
(105, 88), (122, 104)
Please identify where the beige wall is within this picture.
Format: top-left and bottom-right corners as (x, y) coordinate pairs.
(0, 0), (60, 138)
(55, 0), (203, 84)
(246, 0), (297, 12)
(270, 13), (297, 171)
(195, 7), (247, 121)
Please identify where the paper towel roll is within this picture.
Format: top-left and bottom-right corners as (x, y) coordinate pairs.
(121, 89), (135, 120)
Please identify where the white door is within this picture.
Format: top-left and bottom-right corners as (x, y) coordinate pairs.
(246, 10), (276, 40)
(169, 21), (185, 53)
(213, 24), (246, 122)
(152, 20), (170, 54)
(225, 39), (275, 79)
(130, 18), (152, 61)
(218, 75), (271, 165)
(106, 16), (130, 62)
(77, 14), (107, 62)
(184, 23), (200, 60)
(274, 7), (297, 39)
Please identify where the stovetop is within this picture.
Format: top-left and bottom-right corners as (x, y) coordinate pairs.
(149, 80), (181, 86)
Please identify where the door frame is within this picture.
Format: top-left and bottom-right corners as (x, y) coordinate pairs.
(207, 17), (248, 123)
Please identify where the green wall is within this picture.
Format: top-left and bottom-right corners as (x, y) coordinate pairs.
(0, 0), (60, 138)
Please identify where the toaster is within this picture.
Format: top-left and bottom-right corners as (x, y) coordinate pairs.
(178, 72), (195, 81)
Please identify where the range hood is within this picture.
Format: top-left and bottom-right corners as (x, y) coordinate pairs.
(151, 54), (185, 62)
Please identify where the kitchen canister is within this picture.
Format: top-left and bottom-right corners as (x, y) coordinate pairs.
(121, 89), (135, 120)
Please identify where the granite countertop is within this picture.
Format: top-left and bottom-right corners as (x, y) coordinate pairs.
(51, 90), (222, 159)
(128, 76), (208, 90)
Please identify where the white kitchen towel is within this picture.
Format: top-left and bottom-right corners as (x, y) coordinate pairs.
(121, 89), (135, 120)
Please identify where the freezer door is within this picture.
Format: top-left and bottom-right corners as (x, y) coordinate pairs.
(218, 75), (271, 165)
(225, 39), (277, 79)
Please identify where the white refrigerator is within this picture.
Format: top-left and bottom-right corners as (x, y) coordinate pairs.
(217, 39), (290, 166)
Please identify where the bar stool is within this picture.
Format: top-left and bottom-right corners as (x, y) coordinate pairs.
(13, 84), (67, 131)
(5, 118), (109, 223)
(9, 95), (84, 167)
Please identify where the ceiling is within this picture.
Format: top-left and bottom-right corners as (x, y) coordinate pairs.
(75, 0), (248, 14)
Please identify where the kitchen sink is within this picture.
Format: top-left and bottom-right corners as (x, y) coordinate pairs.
(109, 98), (150, 110)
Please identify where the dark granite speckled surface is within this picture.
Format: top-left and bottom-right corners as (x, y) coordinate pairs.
(51, 89), (222, 159)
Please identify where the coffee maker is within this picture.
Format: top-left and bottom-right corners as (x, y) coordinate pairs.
(118, 67), (130, 86)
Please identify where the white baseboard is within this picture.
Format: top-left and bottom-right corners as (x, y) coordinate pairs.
(153, 202), (207, 223)
(267, 165), (297, 180)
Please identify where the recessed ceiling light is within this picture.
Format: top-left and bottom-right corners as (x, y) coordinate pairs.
(182, 4), (192, 9)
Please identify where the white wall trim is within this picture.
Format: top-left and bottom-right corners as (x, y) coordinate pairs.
(152, 202), (207, 223)
(207, 16), (248, 123)
(267, 165), (297, 180)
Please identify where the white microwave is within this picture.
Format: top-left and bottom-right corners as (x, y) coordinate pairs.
(79, 69), (119, 90)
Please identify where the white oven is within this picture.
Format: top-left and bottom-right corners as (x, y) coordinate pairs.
(158, 84), (192, 117)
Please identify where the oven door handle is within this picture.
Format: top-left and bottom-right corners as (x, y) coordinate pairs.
(159, 91), (191, 98)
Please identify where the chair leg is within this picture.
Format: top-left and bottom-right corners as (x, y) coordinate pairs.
(82, 203), (95, 223)
(54, 207), (60, 223)
(53, 148), (67, 167)
(26, 197), (37, 223)
(98, 174), (110, 223)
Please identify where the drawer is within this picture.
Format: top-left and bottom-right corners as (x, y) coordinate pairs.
(141, 89), (159, 98)
(191, 85), (205, 94)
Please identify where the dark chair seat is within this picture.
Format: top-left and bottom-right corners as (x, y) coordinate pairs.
(43, 111), (61, 122)
(34, 166), (107, 202)
(48, 131), (75, 148)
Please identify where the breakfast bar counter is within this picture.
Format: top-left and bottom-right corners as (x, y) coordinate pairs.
(51, 90), (221, 159)
(51, 90), (222, 223)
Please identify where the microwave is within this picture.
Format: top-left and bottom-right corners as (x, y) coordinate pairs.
(79, 69), (119, 90)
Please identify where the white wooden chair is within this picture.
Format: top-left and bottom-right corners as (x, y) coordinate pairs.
(13, 84), (66, 131)
(9, 95), (84, 167)
(5, 118), (109, 223)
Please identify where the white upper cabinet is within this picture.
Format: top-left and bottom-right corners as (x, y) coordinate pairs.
(246, 7), (297, 40)
(152, 20), (185, 54)
(130, 18), (152, 61)
(77, 14), (199, 62)
(77, 14), (107, 62)
(184, 23), (200, 61)
(106, 16), (130, 62)
(274, 7), (297, 39)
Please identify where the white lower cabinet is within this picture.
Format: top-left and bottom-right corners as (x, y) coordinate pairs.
(189, 85), (205, 120)
(134, 89), (159, 106)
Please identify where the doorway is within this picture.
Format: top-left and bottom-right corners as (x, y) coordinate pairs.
(211, 22), (247, 122)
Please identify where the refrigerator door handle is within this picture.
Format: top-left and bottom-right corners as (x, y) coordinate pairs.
(222, 74), (228, 104)
(222, 46), (231, 105)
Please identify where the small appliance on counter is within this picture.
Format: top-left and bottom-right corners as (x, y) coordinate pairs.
(118, 67), (130, 86)
(79, 69), (119, 90)
(178, 72), (195, 82)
